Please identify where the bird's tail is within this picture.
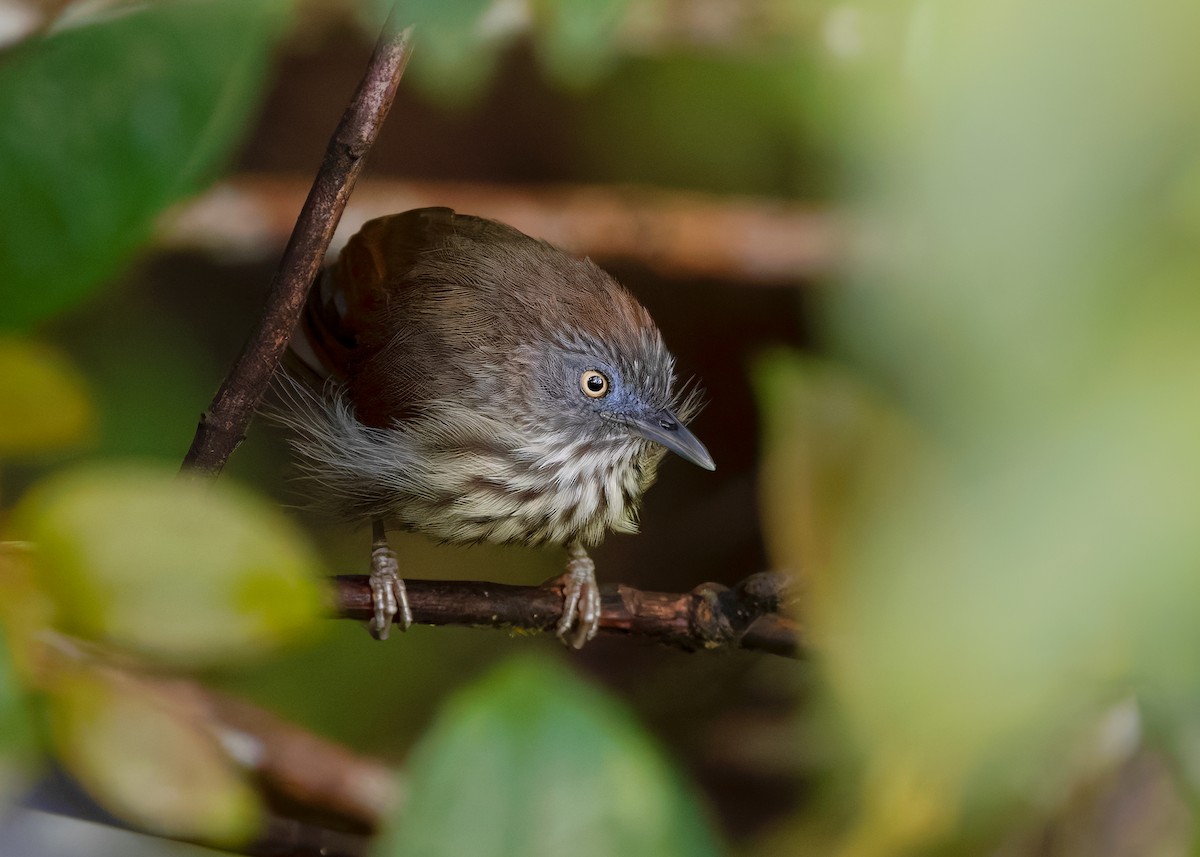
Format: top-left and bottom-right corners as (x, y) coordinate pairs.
(262, 371), (403, 521)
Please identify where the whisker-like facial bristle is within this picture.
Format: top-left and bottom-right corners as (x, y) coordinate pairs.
(670, 374), (708, 425)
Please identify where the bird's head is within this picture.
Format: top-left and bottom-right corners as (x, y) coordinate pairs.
(366, 208), (714, 474)
(523, 320), (714, 473)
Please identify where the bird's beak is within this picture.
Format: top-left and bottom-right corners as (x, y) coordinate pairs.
(627, 409), (715, 471)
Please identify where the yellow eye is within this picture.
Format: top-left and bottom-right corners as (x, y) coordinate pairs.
(580, 370), (609, 398)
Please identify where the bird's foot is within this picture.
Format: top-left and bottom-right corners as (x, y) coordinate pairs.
(368, 538), (412, 641)
(552, 544), (601, 649)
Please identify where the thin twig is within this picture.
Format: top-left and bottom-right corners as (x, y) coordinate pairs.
(332, 572), (802, 657)
(180, 14), (414, 476)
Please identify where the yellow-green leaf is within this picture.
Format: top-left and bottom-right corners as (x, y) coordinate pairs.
(11, 463), (328, 667)
(0, 338), (92, 456)
(49, 667), (261, 845)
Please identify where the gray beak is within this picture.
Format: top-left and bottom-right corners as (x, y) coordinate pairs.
(628, 409), (715, 471)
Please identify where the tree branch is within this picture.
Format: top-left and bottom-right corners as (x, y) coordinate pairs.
(191, 683), (398, 832)
(37, 632), (395, 857)
(180, 12), (414, 476)
(166, 176), (840, 285)
(332, 571), (802, 657)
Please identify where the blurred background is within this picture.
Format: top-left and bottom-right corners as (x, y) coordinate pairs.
(2, 0), (1200, 855)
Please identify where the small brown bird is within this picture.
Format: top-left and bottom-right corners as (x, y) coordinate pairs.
(277, 208), (713, 648)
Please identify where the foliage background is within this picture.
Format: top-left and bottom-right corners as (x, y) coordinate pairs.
(2, 0), (1199, 855)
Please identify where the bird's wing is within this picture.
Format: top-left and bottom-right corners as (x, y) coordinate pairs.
(296, 208), (456, 381)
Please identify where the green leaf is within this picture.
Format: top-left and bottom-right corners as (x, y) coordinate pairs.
(530, 0), (631, 89)
(0, 0), (288, 331)
(10, 463), (328, 667)
(363, 0), (633, 102)
(49, 666), (261, 845)
(0, 337), (93, 456)
(376, 656), (721, 857)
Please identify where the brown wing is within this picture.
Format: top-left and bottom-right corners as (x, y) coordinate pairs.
(298, 207), (523, 428)
(300, 208), (447, 377)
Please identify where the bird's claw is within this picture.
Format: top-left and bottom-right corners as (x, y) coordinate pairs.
(553, 546), (600, 649)
(369, 543), (412, 640)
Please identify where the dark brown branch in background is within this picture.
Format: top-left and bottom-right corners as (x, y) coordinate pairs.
(180, 15), (413, 476)
(333, 571), (802, 658)
(37, 632), (394, 857)
(165, 176), (842, 285)
(194, 686), (397, 832)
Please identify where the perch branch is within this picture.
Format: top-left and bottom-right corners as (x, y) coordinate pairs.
(180, 13), (413, 476)
(332, 571), (802, 657)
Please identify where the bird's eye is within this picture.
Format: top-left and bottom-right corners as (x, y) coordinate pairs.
(580, 370), (609, 398)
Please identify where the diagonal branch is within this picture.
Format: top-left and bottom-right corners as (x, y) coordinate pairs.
(181, 11), (414, 477)
(332, 571), (803, 657)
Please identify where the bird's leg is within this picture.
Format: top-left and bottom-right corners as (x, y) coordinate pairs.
(368, 518), (412, 640)
(555, 542), (601, 649)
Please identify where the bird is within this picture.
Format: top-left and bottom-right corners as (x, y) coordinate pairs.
(274, 207), (714, 648)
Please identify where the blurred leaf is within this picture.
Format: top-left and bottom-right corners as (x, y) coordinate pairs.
(530, 0), (630, 89)
(362, 0), (640, 102)
(10, 463), (328, 667)
(754, 350), (926, 604)
(795, 0), (1200, 851)
(0, 0), (288, 331)
(0, 337), (93, 456)
(376, 656), (721, 857)
(49, 666), (261, 845)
